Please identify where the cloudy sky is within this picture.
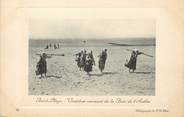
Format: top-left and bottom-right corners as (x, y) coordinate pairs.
(29, 19), (155, 39)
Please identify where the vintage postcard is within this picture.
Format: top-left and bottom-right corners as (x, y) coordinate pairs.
(0, 6), (184, 117)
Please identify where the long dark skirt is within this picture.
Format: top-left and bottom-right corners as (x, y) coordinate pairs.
(36, 58), (47, 76)
(125, 57), (137, 70)
(98, 59), (105, 72)
(84, 60), (93, 73)
(80, 57), (86, 68)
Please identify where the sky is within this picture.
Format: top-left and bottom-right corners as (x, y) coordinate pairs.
(29, 19), (155, 39)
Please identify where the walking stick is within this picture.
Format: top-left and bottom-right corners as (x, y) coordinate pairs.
(141, 53), (154, 57)
(125, 49), (154, 57)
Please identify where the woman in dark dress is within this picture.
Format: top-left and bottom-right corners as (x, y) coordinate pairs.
(84, 55), (94, 75)
(125, 49), (142, 73)
(88, 51), (95, 65)
(36, 53), (47, 78)
(98, 49), (107, 72)
(81, 50), (87, 69)
(75, 51), (83, 70)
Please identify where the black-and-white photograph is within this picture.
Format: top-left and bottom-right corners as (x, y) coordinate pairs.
(29, 19), (155, 96)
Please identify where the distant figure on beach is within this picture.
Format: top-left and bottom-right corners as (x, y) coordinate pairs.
(124, 49), (142, 73)
(75, 50), (83, 70)
(57, 43), (60, 49)
(35, 53), (47, 78)
(49, 44), (52, 48)
(45, 44), (49, 49)
(98, 49), (107, 72)
(84, 54), (94, 75)
(54, 44), (57, 49)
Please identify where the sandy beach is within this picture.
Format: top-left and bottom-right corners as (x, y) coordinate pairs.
(29, 39), (155, 96)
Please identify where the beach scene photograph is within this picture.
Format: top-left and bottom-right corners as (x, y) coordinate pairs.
(29, 19), (156, 96)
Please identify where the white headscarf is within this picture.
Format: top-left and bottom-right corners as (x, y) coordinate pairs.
(133, 49), (138, 52)
(103, 48), (107, 52)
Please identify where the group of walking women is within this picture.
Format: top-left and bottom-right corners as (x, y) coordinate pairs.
(35, 48), (144, 78)
(75, 49), (107, 75)
(75, 48), (143, 75)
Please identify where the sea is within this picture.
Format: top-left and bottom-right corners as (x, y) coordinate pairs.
(29, 38), (156, 48)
